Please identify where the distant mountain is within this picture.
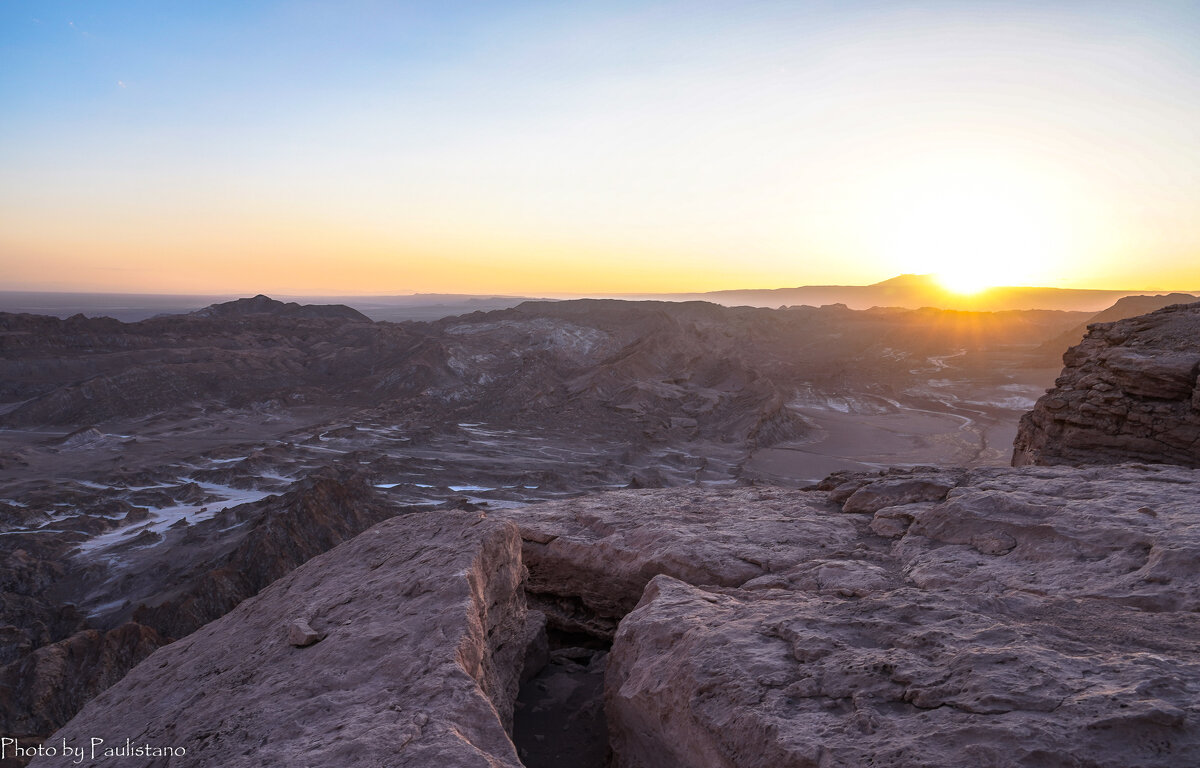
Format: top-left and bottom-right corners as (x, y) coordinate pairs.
(190, 294), (370, 322)
(313, 293), (551, 322)
(4, 277), (1195, 323)
(0, 291), (544, 323)
(0, 292), (232, 322)
(658, 274), (1173, 313)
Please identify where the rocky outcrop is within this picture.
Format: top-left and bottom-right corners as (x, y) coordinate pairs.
(0, 306), (420, 426)
(32, 511), (530, 768)
(603, 468), (1200, 767)
(1014, 300), (1200, 467)
(0, 470), (399, 754)
(25, 466), (1200, 767)
(0, 545), (86, 667)
(1032, 292), (1198, 366)
(0, 623), (165, 741)
(610, 572), (1196, 768)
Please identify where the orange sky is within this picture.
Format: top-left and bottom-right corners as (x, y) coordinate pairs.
(3, 2), (1199, 295)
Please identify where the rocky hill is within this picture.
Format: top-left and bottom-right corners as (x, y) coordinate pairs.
(1014, 300), (1200, 467)
(0, 297), (1081, 436)
(0, 296), (1082, 501)
(188, 294), (370, 321)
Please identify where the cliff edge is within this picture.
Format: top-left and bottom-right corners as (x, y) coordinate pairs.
(1014, 300), (1200, 467)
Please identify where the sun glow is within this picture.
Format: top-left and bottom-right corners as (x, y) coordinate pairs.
(872, 157), (1073, 294)
(936, 270), (992, 295)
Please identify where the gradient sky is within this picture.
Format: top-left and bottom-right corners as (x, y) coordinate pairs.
(2, 1), (1199, 295)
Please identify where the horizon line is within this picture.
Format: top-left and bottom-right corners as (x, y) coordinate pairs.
(2, 275), (1199, 299)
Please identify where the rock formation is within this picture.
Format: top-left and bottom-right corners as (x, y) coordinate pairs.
(496, 487), (861, 638)
(0, 470), (399, 752)
(32, 511), (530, 768)
(1014, 300), (1200, 467)
(31, 468), (1200, 767)
(605, 468), (1200, 767)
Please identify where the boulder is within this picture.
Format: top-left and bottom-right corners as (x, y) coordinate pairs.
(285, 619), (323, 647)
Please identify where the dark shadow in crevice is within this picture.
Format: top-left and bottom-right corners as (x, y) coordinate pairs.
(513, 627), (612, 768)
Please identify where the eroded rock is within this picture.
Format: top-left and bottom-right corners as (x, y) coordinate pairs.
(1014, 300), (1200, 467)
(589, 468), (1200, 767)
(22, 464), (1200, 767)
(32, 511), (529, 768)
(608, 574), (1199, 768)
(0, 623), (166, 741)
(497, 486), (858, 637)
(840, 471), (964, 513)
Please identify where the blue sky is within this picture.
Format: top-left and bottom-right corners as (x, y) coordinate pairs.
(3, 1), (1199, 294)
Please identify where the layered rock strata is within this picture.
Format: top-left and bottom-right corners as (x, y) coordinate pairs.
(1014, 300), (1200, 467)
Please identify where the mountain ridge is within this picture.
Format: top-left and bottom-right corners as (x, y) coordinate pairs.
(5, 275), (1197, 322)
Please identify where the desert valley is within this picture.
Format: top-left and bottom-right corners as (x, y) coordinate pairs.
(1, 288), (1199, 766)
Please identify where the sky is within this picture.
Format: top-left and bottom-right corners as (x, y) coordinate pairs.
(2, 0), (1199, 296)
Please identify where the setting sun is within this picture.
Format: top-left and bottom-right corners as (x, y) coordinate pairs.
(936, 270), (992, 295)
(870, 154), (1075, 295)
(3, 3), (1199, 295)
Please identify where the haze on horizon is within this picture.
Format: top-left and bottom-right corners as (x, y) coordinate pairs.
(2, 1), (1199, 297)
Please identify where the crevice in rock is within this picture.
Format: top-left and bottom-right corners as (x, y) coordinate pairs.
(526, 591), (620, 640)
(512, 623), (613, 768)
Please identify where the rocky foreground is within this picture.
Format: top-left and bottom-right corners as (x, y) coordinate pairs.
(35, 466), (1200, 767)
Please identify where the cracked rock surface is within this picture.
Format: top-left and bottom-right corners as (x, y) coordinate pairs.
(496, 487), (862, 638)
(602, 467), (1200, 768)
